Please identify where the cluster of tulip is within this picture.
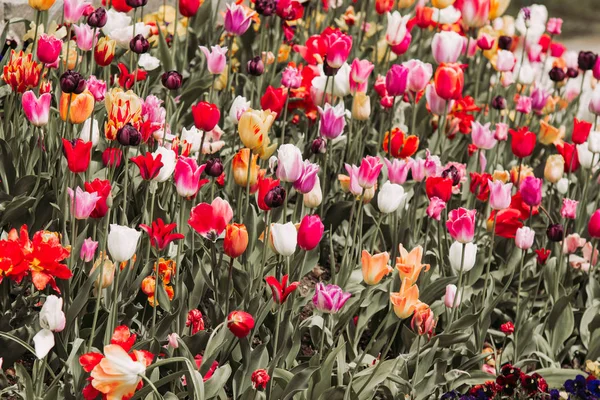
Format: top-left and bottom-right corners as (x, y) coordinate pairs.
(4, 0), (600, 397)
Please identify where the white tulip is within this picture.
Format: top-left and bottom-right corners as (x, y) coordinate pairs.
(228, 96), (251, 125)
(589, 131), (600, 153)
(276, 144), (304, 183)
(578, 143), (594, 169)
(153, 146), (176, 182)
(79, 118), (99, 146)
(33, 295), (65, 359)
(270, 222), (297, 257)
(181, 126), (203, 153)
(377, 181), (406, 214)
(107, 224), (141, 262)
(304, 176), (323, 209)
(449, 241), (477, 272)
(556, 177), (569, 195)
(138, 54), (161, 71)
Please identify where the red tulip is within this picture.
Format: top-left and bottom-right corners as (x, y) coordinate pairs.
(62, 138), (92, 173)
(130, 152), (164, 180)
(260, 86), (288, 118)
(425, 176), (453, 203)
(256, 175), (281, 211)
(375, 0), (394, 14)
(297, 215), (324, 251)
(189, 197), (234, 240)
(179, 0), (201, 17)
(191, 101), (220, 132)
(434, 63), (464, 100)
(509, 127), (536, 158)
(489, 208), (523, 239)
(102, 147), (122, 168)
(265, 275), (299, 304)
(227, 310), (255, 338)
(572, 118), (592, 144)
(469, 172), (492, 201)
(139, 218), (185, 251)
(105, 0), (132, 13)
(535, 248), (551, 265)
(556, 142), (580, 172)
(84, 179), (112, 219)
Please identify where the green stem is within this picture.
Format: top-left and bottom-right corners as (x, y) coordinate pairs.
(448, 243), (466, 326)
(480, 214), (497, 311)
(514, 249), (526, 361)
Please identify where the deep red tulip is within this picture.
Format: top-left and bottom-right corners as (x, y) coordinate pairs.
(425, 176), (453, 203)
(84, 179), (112, 219)
(265, 275), (299, 304)
(434, 63), (464, 100)
(297, 215), (324, 251)
(104, 0), (132, 13)
(469, 172), (492, 202)
(179, 0), (201, 17)
(535, 248), (551, 265)
(131, 152), (164, 180)
(227, 311), (255, 338)
(509, 127), (536, 158)
(256, 175), (281, 211)
(488, 208), (523, 239)
(260, 86), (288, 118)
(556, 142), (579, 172)
(191, 101), (220, 131)
(572, 118), (592, 145)
(62, 138), (92, 173)
(140, 218), (185, 251)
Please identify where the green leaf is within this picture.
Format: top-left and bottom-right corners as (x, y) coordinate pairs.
(535, 368), (586, 389)
(15, 363), (34, 400)
(548, 295), (574, 356)
(204, 363), (232, 398)
(156, 26), (174, 72)
(65, 266), (101, 334)
(310, 340), (346, 397)
(280, 365), (320, 400)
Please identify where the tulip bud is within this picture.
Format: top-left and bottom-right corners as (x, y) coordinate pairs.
(94, 37), (116, 66)
(141, 276), (155, 296)
(247, 56), (265, 76)
(60, 70), (87, 94)
(549, 66), (566, 82)
(444, 284), (460, 308)
(303, 176), (322, 209)
(102, 147), (122, 168)
(126, 0), (148, 7)
(497, 35), (512, 50)
(515, 227), (535, 250)
(311, 137), (327, 154)
(500, 321), (515, 335)
(255, 0), (277, 15)
(546, 224), (564, 242)
(161, 70), (183, 90)
(544, 154), (564, 183)
(129, 34), (150, 54)
(567, 67), (579, 78)
(80, 238), (98, 262)
(441, 165), (461, 186)
(251, 369), (271, 390)
(589, 210), (600, 238)
(205, 157), (224, 177)
(264, 186), (286, 208)
(578, 51), (598, 71)
(449, 241), (477, 272)
(491, 95), (507, 110)
(91, 252), (115, 289)
(352, 92), (371, 121)
(116, 123), (142, 146)
(87, 7), (108, 27)
(227, 311), (255, 338)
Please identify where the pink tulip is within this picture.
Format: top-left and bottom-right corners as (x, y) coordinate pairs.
(561, 198), (578, 219)
(282, 66), (302, 89)
(72, 24), (97, 52)
(594, 59), (600, 81)
(174, 156), (207, 198)
(410, 157), (427, 182)
(446, 208), (476, 243)
(294, 161), (320, 194)
(349, 59), (374, 94)
(494, 122), (508, 141)
(456, 0), (490, 28)
(431, 31), (464, 64)
(390, 31), (412, 56)
(68, 187), (100, 220)
(471, 121), (497, 150)
(488, 180), (512, 210)
(383, 158), (411, 184)
(22, 91), (51, 127)
(516, 96), (532, 114)
(515, 227), (535, 250)
(590, 88), (600, 115)
(444, 284), (460, 308)
(224, 3), (254, 36)
(80, 238), (98, 262)
(385, 64), (409, 97)
(403, 60), (433, 93)
(357, 156), (383, 189)
(589, 210), (600, 238)
(324, 31), (352, 69)
(297, 215), (325, 251)
(318, 103), (346, 139)
(563, 233), (586, 254)
(547, 18), (563, 35)
(344, 164), (364, 196)
(425, 84), (454, 116)
(37, 34), (62, 65)
(426, 197), (446, 221)
(200, 45), (228, 75)
(276, 144), (304, 183)
(86, 75), (106, 102)
(64, 0), (92, 24)
(531, 87), (550, 113)
(520, 176), (543, 206)
(496, 50), (516, 72)
(477, 33), (495, 50)
(312, 283), (351, 314)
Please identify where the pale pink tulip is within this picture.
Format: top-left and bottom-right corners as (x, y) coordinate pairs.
(68, 187), (101, 220)
(22, 91), (51, 126)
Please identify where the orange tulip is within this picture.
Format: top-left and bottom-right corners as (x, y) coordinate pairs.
(431, 0), (455, 8)
(29, 0), (56, 11)
(361, 250), (392, 285)
(396, 244), (430, 285)
(338, 175), (351, 193)
(390, 278), (420, 319)
(60, 90), (95, 124)
(434, 63), (464, 100)
(539, 120), (564, 146)
(382, 128), (419, 159)
(224, 223), (249, 258)
(141, 276), (156, 296)
(411, 301), (436, 337)
(232, 148), (260, 188)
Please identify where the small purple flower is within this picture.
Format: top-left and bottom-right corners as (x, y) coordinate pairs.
(312, 283), (352, 313)
(293, 160), (320, 194)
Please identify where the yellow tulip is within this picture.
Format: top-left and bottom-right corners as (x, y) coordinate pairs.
(489, 0), (511, 20)
(238, 109), (277, 160)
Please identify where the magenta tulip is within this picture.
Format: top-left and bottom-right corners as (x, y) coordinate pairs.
(297, 215), (324, 251)
(22, 91), (51, 127)
(37, 34), (62, 65)
(357, 156), (383, 189)
(385, 64), (409, 97)
(446, 208), (477, 243)
(174, 156), (206, 198)
(520, 176), (543, 206)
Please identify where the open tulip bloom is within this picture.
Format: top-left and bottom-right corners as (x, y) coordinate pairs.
(4, 1), (600, 398)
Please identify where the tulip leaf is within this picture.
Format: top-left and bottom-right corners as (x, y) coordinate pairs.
(65, 266), (101, 335)
(156, 26), (173, 73)
(548, 295), (575, 356)
(204, 363), (232, 398)
(280, 364), (320, 400)
(15, 363), (34, 400)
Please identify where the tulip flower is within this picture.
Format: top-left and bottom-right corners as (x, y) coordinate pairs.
(446, 208), (476, 243)
(180, 0), (201, 17)
(199, 45), (227, 75)
(107, 224), (141, 262)
(471, 121), (497, 150)
(303, 176), (323, 209)
(139, 218), (185, 251)
(269, 222), (297, 256)
(411, 301), (436, 337)
(377, 181), (406, 214)
(561, 199), (578, 219)
(228, 96), (251, 125)
(382, 128), (419, 159)
(60, 90), (95, 124)
(544, 155), (564, 184)
(425, 176), (453, 202)
(449, 241), (477, 271)
(131, 152), (164, 181)
(189, 197), (234, 240)
(426, 197), (446, 221)
(80, 238), (98, 263)
(572, 118), (592, 145)
(519, 176), (543, 207)
(514, 226), (535, 251)
(224, 3), (255, 35)
(62, 138), (92, 173)
(232, 148), (259, 188)
(322, 30), (352, 69)
(224, 223), (249, 258)
(68, 187), (100, 220)
(385, 64), (409, 96)
(434, 63), (464, 100)
(361, 250), (392, 285)
(276, 144), (303, 182)
(227, 311), (255, 337)
(425, 84), (454, 115)
(174, 156), (207, 198)
(293, 160), (320, 194)
(22, 90), (51, 126)
(352, 92), (371, 120)
(84, 179), (111, 219)
(29, 0), (57, 11)
(2, 51), (42, 93)
(589, 210), (600, 239)
(349, 59), (374, 94)
(313, 283), (352, 314)
(191, 101), (220, 132)
(265, 275), (299, 304)
(73, 24), (97, 52)
(509, 127), (536, 159)
(356, 156), (383, 189)
(403, 60), (433, 93)
(431, 31), (464, 64)
(444, 284), (461, 308)
(260, 86), (288, 117)
(390, 278), (419, 319)
(64, 0), (92, 24)
(318, 103), (346, 139)
(251, 369), (271, 390)
(383, 158), (411, 185)
(385, 11), (410, 46)
(396, 244), (430, 284)
(238, 109), (277, 159)
(37, 34), (62, 64)
(557, 142), (580, 172)
(33, 295), (66, 359)
(297, 215), (324, 251)
(487, 180), (512, 210)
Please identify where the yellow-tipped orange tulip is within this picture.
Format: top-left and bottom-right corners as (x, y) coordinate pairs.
(361, 250), (392, 285)
(232, 148), (260, 188)
(390, 278), (419, 319)
(59, 90), (94, 124)
(396, 244), (430, 285)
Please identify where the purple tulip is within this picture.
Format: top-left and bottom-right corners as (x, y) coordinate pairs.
(312, 283), (352, 313)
